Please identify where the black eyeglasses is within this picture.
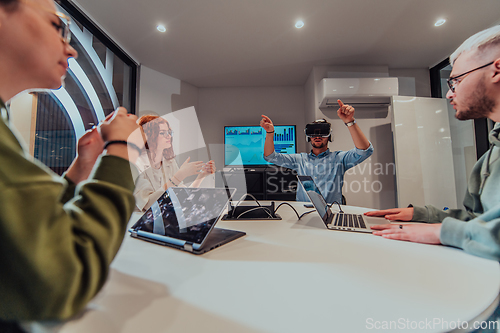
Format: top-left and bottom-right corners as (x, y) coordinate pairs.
(447, 61), (493, 93)
(52, 12), (71, 44)
(23, 0), (72, 44)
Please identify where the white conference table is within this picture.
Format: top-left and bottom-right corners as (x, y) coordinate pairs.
(33, 202), (500, 333)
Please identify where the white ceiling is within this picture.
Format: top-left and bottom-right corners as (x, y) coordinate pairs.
(72, 0), (500, 87)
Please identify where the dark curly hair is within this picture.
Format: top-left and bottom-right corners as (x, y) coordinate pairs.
(138, 115), (175, 162)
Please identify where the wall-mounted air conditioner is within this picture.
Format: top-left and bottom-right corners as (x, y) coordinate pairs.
(317, 78), (399, 108)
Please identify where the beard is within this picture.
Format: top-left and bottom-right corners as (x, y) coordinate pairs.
(311, 140), (327, 149)
(455, 78), (495, 120)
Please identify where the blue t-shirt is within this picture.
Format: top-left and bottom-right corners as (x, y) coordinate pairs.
(264, 144), (374, 204)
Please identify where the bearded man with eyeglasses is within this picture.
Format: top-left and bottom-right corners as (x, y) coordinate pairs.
(367, 26), (500, 263)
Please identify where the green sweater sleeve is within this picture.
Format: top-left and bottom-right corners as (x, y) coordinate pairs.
(0, 121), (137, 321)
(411, 204), (476, 223)
(440, 202), (500, 261)
(60, 174), (76, 204)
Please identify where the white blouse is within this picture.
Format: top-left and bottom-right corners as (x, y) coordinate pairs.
(133, 155), (182, 211)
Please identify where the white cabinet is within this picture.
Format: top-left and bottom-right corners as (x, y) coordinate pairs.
(391, 96), (458, 209)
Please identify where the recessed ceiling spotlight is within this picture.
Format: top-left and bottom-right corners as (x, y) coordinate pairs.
(157, 24), (167, 33)
(295, 20), (304, 29)
(434, 19), (446, 27)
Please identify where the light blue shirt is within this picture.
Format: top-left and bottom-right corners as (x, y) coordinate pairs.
(264, 144), (374, 204)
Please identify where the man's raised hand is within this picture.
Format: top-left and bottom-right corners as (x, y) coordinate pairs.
(260, 115), (275, 133)
(337, 99), (355, 123)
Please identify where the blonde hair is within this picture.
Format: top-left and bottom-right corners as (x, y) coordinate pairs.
(450, 25), (500, 65)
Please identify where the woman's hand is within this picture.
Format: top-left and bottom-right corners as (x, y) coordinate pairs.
(364, 208), (414, 221)
(196, 160), (216, 179)
(99, 108), (141, 144)
(98, 107), (144, 162)
(175, 157), (205, 181)
(65, 127), (104, 184)
(371, 223), (442, 245)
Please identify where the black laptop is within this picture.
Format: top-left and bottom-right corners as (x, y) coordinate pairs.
(129, 187), (245, 254)
(297, 175), (387, 233)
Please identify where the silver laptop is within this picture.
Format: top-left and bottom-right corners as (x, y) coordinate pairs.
(297, 175), (387, 233)
(129, 187), (245, 254)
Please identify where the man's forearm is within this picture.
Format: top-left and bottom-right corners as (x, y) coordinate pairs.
(347, 123), (370, 150)
(264, 132), (275, 157)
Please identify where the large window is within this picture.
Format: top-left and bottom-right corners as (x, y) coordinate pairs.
(26, 0), (138, 175)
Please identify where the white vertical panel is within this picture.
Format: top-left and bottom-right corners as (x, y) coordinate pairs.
(161, 106), (206, 156)
(446, 102), (476, 208)
(392, 96), (458, 209)
(9, 93), (34, 148)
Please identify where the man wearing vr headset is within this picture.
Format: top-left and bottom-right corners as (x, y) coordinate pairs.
(260, 99), (373, 204)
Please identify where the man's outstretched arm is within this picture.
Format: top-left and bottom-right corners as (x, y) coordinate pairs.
(337, 99), (370, 150)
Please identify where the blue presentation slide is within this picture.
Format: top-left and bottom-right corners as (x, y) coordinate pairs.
(225, 125), (296, 166)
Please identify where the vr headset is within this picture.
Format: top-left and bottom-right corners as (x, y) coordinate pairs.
(305, 119), (332, 142)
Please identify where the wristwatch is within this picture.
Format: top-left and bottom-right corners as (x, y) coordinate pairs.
(345, 119), (356, 127)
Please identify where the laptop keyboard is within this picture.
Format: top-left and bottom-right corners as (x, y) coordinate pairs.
(332, 213), (367, 229)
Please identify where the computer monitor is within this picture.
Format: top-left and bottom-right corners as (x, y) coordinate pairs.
(224, 125), (296, 166)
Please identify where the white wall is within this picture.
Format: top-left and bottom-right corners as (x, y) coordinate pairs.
(197, 86), (305, 171)
(139, 66), (181, 116)
(303, 65), (434, 209)
(138, 68), (306, 174)
(306, 66), (394, 209)
(388, 68), (432, 97)
(138, 66), (214, 186)
(138, 64), (438, 209)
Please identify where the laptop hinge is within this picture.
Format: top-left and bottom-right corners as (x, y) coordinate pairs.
(131, 230), (138, 238)
(183, 242), (194, 252)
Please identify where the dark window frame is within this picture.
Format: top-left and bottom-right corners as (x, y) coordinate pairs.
(57, 0), (138, 115)
(429, 58), (449, 99)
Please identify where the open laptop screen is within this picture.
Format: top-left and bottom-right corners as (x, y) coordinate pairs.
(131, 187), (233, 245)
(297, 175), (331, 223)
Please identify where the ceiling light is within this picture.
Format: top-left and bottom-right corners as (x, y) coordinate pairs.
(434, 19), (446, 27)
(157, 24), (167, 33)
(295, 20), (304, 29)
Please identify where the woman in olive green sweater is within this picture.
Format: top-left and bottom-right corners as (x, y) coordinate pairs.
(0, 0), (144, 331)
